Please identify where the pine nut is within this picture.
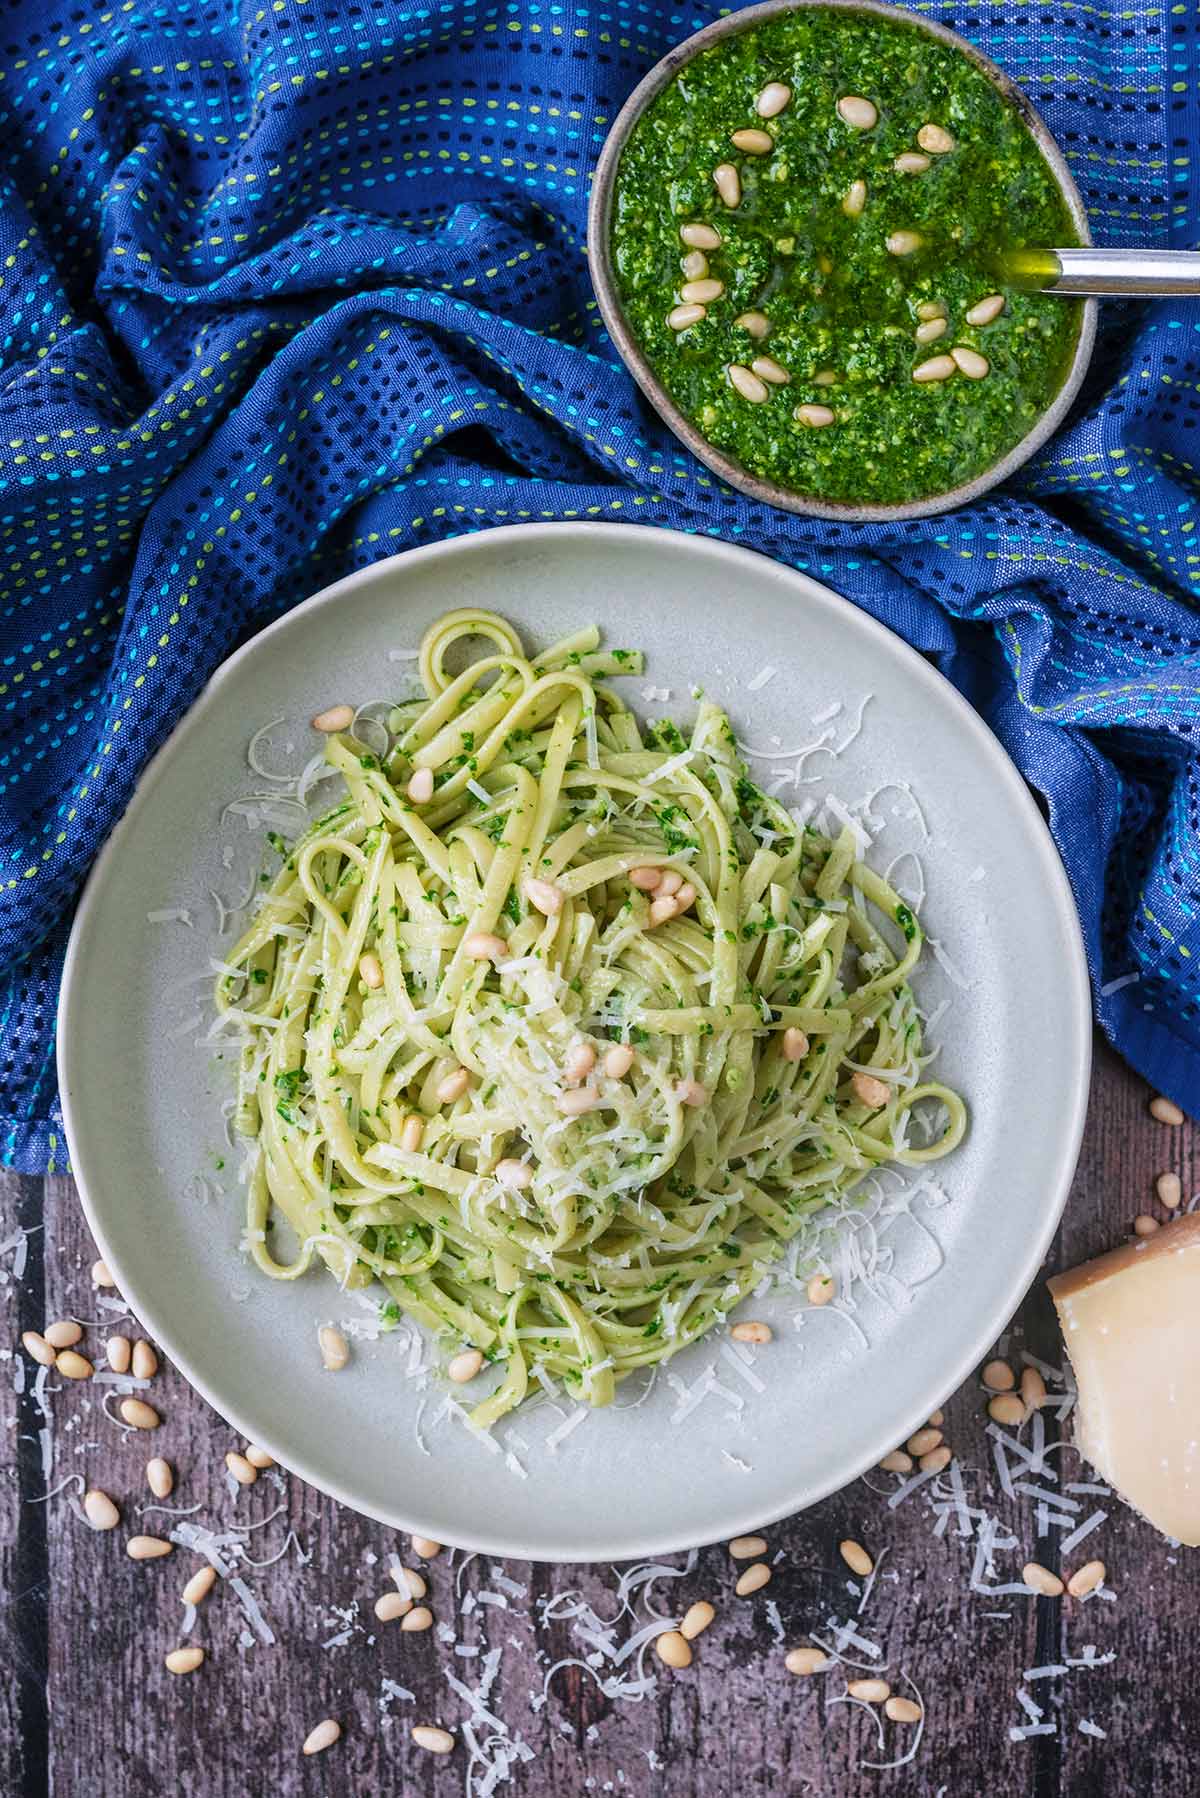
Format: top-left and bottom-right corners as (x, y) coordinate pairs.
(1157, 1171), (1183, 1208)
(165, 1647), (205, 1676)
(1134, 1213), (1159, 1237)
(1020, 1366), (1047, 1410)
(1150, 1094), (1184, 1125)
(358, 951), (383, 989)
(57, 1350), (93, 1380)
(412, 1726), (455, 1755)
(120, 1397), (160, 1428)
(842, 180), (867, 217)
(680, 1601), (715, 1640)
(756, 82), (792, 117)
(91, 1259), (114, 1287)
(917, 300), (946, 320)
(913, 354), (956, 383)
(879, 1450), (913, 1474)
(966, 293), (1005, 326)
(132, 1339), (158, 1380)
(988, 1393), (1025, 1426)
(927, 1408), (945, 1426)
(919, 1445), (951, 1473)
(435, 1067), (471, 1104)
(786, 1646), (830, 1675)
(448, 1348), (484, 1384)
(402, 1606), (434, 1632)
(813, 368), (837, 386)
(657, 871), (683, 896)
(400, 1115), (424, 1153)
(246, 1444), (274, 1469)
(735, 311), (770, 338)
(731, 128), (773, 154)
(412, 1536), (443, 1558)
(524, 876), (563, 916)
(840, 1539), (873, 1577)
(886, 1696), (923, 1723)
(1022, 1561), (1064, 1598)
(302, 1719), (341, 1755)
(312, 704), (354, 733)
(915, 317), (947, 344)
(807, 1274), (836, 1306)
(226, 1451), (258, 1486)
(495, 1158), (534, 1189)
(837, 95), (878, 130)
(887, 230), (923, 257)
(375, 1590), (413, 1622)
(656, 1629), (692, 1667)
(982, 1358), (1015, 1391)
(728, 1535), (767, 1559)
(894, 152), (930, 174)
(668, 303), (707, 331)
(848, 1678), (890, 1703)
(648, 895), (679, 926)
(795, 404), (835, 428)
(83, 1488), (120, 1530)
(1066, 1558), (1106, 1598)
(851, 1071), (890, 1109)
(675, 1079), (708, 1108)
(182, 1565), (217, 1606)
(564, 1042), (597, 1081)
(319, 1325), (350, 1372)
(712, 163), (741, 208)
(558, 1085), (600, 1115)
(407, 766), (435, 804)
(629, 865), (663, 890)
(147, 1458), (174, 1498)
(731, 1321), (772, 1344)
(727, 364), (768, 404)
(680, 222), (722, 250)
(680, 278), (724, 304)
(681, 249), (709, 281)
(735, 1562), (771, 1596)
(917, 122), (955, 153)
(21, 1331), (56, 1367)
(127, 1535), (173, 1560)
(951, 345), (989, 379)
(463, 931), (506, 961)
(781, 1026), (809, 1061)
(906, 1426), (942, 1456)
(604, 1044), (635, 1079)
(399, 1567), (428, 1599)
(44, 1320), (83, 1350)
(750, 355), (789, 385)
(106, 1337), (132, 1374)
(669, 880), (697, 910)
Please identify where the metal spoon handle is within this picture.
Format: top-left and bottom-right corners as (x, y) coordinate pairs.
(1010, 246), (1200, 296)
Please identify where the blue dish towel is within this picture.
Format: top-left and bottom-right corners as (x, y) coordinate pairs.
(1, 0), (1198, 1172)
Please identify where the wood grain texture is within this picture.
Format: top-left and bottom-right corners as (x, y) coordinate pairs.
(0, 1037), (1194, 1797)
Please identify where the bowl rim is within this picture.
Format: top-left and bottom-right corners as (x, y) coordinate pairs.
(587, 0), (1099, 523)
(55, 521), (1094, 1562)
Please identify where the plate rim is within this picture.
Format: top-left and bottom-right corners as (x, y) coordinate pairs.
(57, 522), (1092, 1562)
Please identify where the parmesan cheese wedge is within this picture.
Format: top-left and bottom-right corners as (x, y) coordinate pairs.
(1049, 1214), (1200, 1545)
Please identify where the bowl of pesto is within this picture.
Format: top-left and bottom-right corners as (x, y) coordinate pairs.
(589, 0), (1097, 520)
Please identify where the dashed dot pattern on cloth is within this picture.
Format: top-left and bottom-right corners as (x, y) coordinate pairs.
(0, 0), (1199, 1170)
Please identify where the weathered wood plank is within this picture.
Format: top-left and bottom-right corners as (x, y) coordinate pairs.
(0, 1041), (1194, 1795)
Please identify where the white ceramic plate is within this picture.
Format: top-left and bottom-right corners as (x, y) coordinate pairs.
(58, 524), (1090, 1563)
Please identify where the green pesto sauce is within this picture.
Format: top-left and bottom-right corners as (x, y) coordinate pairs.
(611, 7), (1082, 505)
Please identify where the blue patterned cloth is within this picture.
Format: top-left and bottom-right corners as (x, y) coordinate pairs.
(1, 0), (1198, 1171)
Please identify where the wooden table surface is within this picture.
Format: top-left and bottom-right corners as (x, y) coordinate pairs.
(0, 1036), (1193, 1798)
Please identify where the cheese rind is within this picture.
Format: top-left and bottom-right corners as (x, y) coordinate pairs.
(1049, 1214), (1200, 1546)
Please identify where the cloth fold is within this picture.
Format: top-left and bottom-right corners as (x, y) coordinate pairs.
(1, 0), (1198, 1171)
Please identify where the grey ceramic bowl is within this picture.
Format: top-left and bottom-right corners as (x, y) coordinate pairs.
(588, 0), (1098, 522)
